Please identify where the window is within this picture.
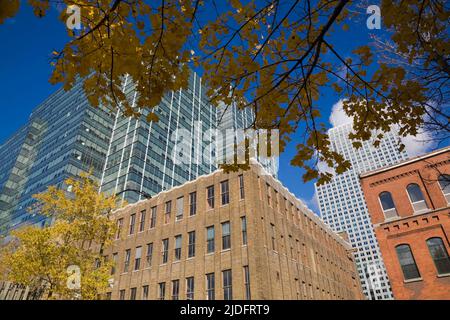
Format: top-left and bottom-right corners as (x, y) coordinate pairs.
(206, 226), (215, 253)
(207, 185), (215, 209)
(186, 277), (194, 300)
(162, 239), (169, 264)
(150, 206), (157, 228)
(239, 174), (245, 199)
(174, 235), (182, 261)
(189, 192), (197, 216)
(130, 287), (137, 300)
(438, 174), (450, 203)
(243, 266), (251, 300)
(188, 231), (196, 258)
(124, 249), (131, 272)
(395, 244), (421, 280)
(119, 289), (126, 300)
(139, 210), (146, 232)
(129, 214), (136, 235)
(158, 282), (166, 300)
(116, 218), (123, 239)
(111, 253), (117, 275)
(172, 280), (180, 300)
(134, 246), (142, 271)
(379, 191), (398, 219)
(426, 237), (450, 275)
(176, 197), (184, 221)
(146, 243), (153, 267)
(206, 273), (215, 300)
(221, 180), (230, 205)
(241, 216), (248, 245)
(164, 201), (172, 224)
(270, 224), (276, 251)
(142, 285), (149, 300)
(222, 221), (231, 250)
(406, 183), (428, 212)
(266, 183), (271, 205)
(223, 269), (232, 300)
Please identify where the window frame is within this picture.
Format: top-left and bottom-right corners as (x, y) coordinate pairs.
(395, 243), (421, 281)
(378, 191), (398, 220)
(207, 185), (215, 209)
(426, 237), (450, 276)
(186, 277), (194, 300)
(174, 235), (182, 261)
(188, 231), (196, 258)
(238, 174), (245, 199)
(162, 239), (169, 264)
(139, 210), (146, 232)
(206, 273), (215, 300)
(171, 279), (180, 300)
(206, 226), (215, 253)
(222, 269), (232, 300)
(150, 206), (157, 229)
(189, 191), (197, 216)
(222, 221), (231, 250)
(220, 180), (230, 205)
(438, 174), (450, 204)
(406, 183), (428, 213)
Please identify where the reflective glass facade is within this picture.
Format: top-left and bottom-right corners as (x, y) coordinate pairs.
(0, 72), (254, 232)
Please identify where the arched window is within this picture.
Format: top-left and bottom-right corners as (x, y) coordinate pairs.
(438, 174), (450, 204)
(406, 183), (428, 213)
(395, 244), (421, 280)
(426, 237), (450, 275)
(379, 192), (398, 219)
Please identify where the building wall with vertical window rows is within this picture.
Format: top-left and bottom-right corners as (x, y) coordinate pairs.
(360, 147), (450, 300)
(104, 163), (364, 300)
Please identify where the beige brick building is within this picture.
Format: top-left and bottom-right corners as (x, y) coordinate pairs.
(105, 163), (364, 300)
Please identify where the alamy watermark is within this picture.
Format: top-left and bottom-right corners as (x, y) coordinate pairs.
(66, 265), (81, 290)
(366, 5), (381, 30)
(66, 5), (81, 30)
(170, 121), (280, 176)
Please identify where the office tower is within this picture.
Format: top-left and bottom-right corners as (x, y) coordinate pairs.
(361, 147), (450, 300)
(0, 72), (255, 233)
(0, 122), (44, 233)
(0, 80), (114, 232)
(99, 72), (255, 203)
(104, 163), (363, 300)
(315, 122), (409, 300)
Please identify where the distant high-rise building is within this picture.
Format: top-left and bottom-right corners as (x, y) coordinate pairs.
(315, 122), (409, 300)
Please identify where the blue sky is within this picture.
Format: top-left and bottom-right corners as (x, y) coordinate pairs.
(0, 1), (422, 213)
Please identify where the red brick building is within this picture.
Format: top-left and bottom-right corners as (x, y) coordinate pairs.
(360, 147), (450, 300)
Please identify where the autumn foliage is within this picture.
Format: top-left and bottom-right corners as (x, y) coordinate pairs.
(0, 0), (448, 184)
(0, 174), (119, 300)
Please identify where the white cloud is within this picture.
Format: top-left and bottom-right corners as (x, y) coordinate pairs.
(299, 192), (320, 215)
(329, 99), (353, 127)
(328, 99), (435, 157)
(401, 129), (435, 157)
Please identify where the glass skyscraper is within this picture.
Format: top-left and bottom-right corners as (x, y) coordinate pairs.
(99, 72), (254, 203)
(0, 80), (115, 232)
(315, 123), (409, 300)
(0, 72), (254, 232)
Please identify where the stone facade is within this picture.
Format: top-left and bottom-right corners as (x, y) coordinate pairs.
(105, 164), (364, 300)
(360, 147), (450, 299)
